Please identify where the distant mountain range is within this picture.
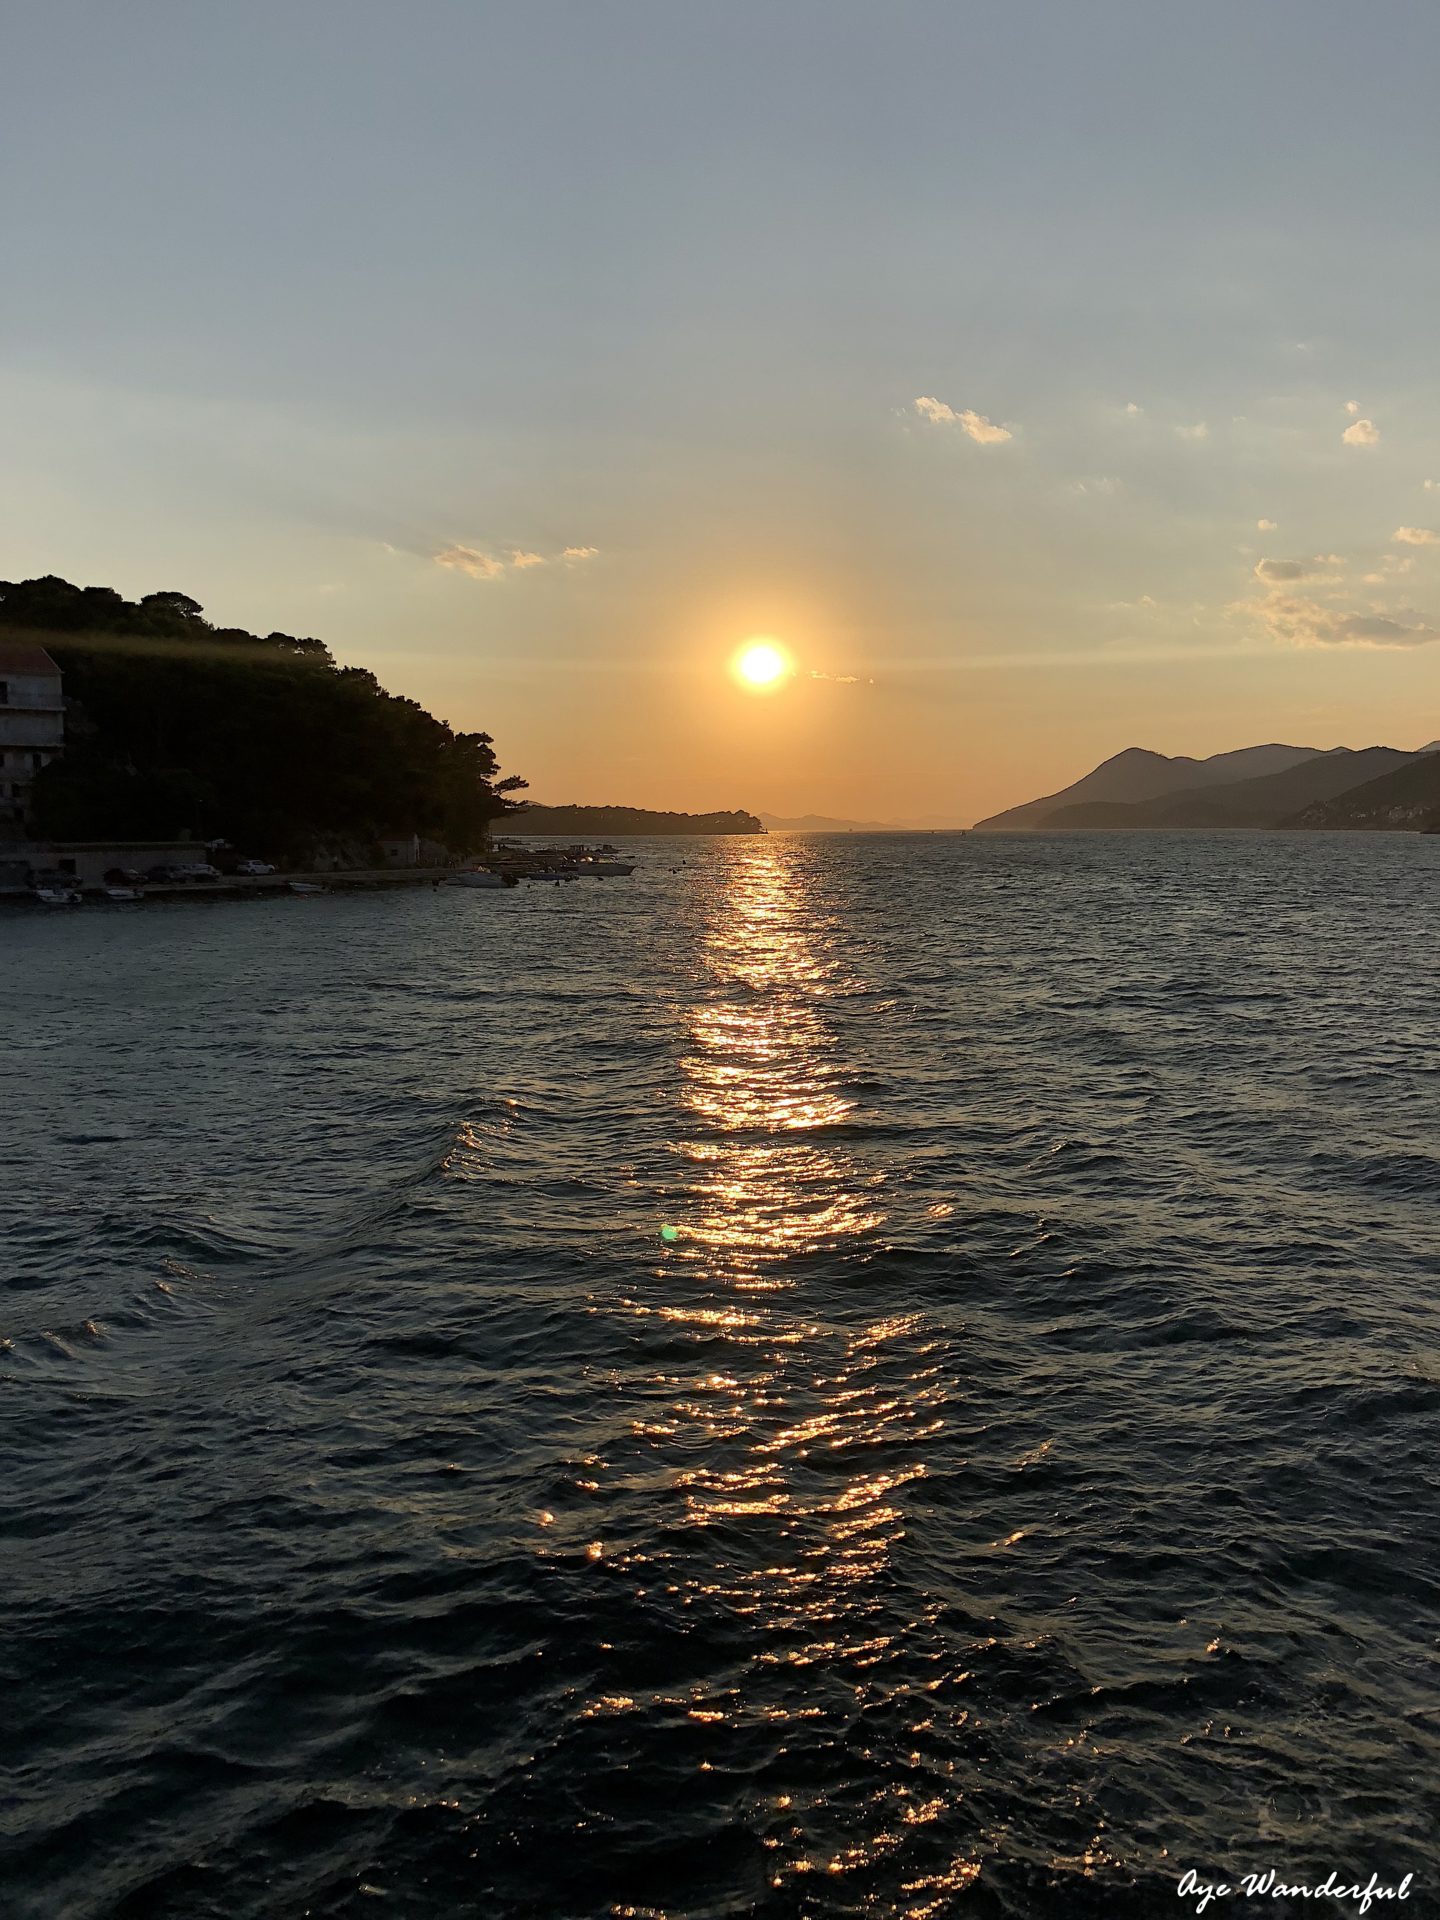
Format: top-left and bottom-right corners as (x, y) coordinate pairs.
(1294, 752), (1440, 830)
(974, 741), (1440, 833)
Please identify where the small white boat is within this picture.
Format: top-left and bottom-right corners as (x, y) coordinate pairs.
(588, 860), (635, 877)
(33, 886), (82, 906)
(447, 869), (507, 889)
(289, 880), (327, 896)
(103, 886), (143, 903)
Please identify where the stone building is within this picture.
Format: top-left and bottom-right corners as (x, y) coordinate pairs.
(0, 645), (64, 827)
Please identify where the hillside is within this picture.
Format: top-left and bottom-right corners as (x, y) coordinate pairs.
(515, 804), (762, 835)
(974, 743), (1319, 830)
(1045, 747), (1414, 830)
(1290, 754), (1440, 830)
(0, 574), (523, 856)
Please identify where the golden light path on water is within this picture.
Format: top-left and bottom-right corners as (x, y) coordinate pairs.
(588, 840), (982, 1912)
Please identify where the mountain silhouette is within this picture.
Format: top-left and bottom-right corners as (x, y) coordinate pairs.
(973, 744), (1320, 830)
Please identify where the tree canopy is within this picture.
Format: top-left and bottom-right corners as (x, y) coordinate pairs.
(0, 575), (524, 856)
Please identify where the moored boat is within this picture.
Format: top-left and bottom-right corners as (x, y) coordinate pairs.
(30, 870), (82, 906)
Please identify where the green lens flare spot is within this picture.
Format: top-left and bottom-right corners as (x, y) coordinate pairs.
(659, 1224), (680, 1244)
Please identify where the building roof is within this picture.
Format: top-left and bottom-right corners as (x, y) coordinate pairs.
(0, 645), (62, 677)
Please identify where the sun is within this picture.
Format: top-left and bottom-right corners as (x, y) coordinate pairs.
(731, 639), (794, 692)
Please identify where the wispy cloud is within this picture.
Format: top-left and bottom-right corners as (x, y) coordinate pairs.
(1175, 422), (1209, 442)
(912, 397), (1013, 443)
(1341, 416), (1380, 447)
(1393, 526), (1439, 546)
(434, 544), (506, 579)
(1257, 518), (1277, 531)
(1345, 400), (1361, 416)
(1248, 590), (1439, 649)
(1253, 557), (1311, 582)
(434, 541), (598, 580)
(1123, 401), (1142, 416)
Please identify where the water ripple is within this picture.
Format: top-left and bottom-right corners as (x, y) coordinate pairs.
(2, 831), (1437, 1917)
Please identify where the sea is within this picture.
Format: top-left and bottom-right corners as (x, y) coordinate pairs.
(3, 831), (1437, 1920)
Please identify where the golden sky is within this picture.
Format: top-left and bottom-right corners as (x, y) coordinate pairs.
(4, 5), (1439, 824)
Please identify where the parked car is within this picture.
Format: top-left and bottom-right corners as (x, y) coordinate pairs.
(235, 858), (277, 876)
(177, 862), (221, 881)
(104, 867), (143, 885)
(146, 864), (189, 883)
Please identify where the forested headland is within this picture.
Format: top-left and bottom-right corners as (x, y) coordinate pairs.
(0, 576), (525, 859)
(514, 804), (763, 836)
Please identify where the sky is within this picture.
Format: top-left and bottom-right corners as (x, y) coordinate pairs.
(3, 1), (1440, 826)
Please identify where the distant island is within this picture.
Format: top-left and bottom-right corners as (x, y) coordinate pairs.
(514, 804), (763, 835)
(759, 811), (903, 832)
(975, 741), (1440, 833)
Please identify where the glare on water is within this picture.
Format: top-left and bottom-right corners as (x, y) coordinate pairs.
(587, 840), (967, 1904)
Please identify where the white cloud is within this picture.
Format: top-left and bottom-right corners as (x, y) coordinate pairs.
(1329, 613), (1438, 646)
(1248, 589), (1440, 649)
(1425, 479), (1439, 492)
(1345, 400), (1361, 416)
(435, 541), (596, 578)
(434, 544), (505, 579)
(913, 397), (1013, 443)
(1124, 402), (1142, 416)
(1394, 526), (1439, 546)
(1254, 558), (1312, 582)
(1257, 518), (1277, 531)
(1175, 422), (1209, 442)
(1342, 417), (1380, 447)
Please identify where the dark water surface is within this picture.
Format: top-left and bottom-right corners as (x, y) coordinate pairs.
(4, 832), (1438, 1919)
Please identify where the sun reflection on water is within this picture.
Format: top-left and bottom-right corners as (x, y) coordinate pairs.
(670, 844), (883, 1282)
(615, 843), (961, 1900)
(539, 842), (970, 1909)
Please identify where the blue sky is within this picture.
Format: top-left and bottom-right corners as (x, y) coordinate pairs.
(4, 1), (1439, 821)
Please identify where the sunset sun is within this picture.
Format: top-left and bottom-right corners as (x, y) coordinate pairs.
(732, 639), (794, 692)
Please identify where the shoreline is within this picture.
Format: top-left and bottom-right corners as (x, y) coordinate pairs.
(0, 866), (460, 906)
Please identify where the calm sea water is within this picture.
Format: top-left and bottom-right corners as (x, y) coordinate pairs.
(3, 832), (1438, 1919)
